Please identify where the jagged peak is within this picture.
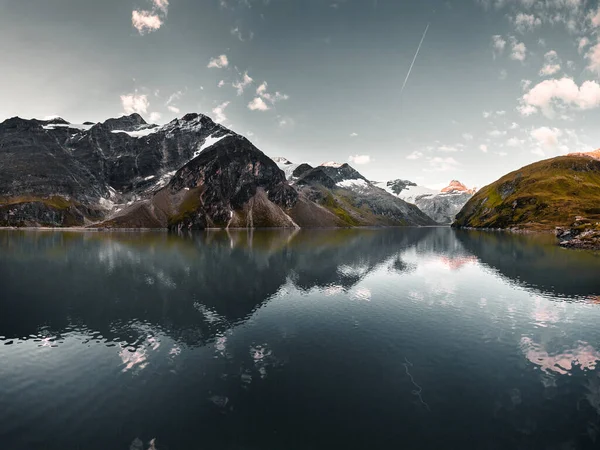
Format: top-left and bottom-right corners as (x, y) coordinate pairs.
(441, 180), (475, 194)
(272, 157), (293, 165)
(320, 161), (344, 168)
(98, 113), (147, 131)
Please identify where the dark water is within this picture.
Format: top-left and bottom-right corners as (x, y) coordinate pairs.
(1, 228), (600, 450)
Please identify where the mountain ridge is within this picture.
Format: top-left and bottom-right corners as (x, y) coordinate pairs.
(0, 113), (436, 229)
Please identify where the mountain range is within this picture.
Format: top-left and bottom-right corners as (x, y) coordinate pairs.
(0, 113), (435, 229)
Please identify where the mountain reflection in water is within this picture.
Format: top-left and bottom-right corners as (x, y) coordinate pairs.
(1, 227), (600, 450)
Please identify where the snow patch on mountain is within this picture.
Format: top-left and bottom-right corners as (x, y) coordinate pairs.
(111, 127), (160, 138)
(194, 133), (231, 158)
(42, 123), (94, 131)
(337, 179), (370, 191)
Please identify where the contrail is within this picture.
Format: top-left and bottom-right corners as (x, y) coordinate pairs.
(400, 23), (430, 96)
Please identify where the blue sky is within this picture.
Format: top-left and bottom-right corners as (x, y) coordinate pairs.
(1, 0), (600, 189)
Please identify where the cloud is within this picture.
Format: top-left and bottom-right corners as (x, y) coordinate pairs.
(509, 36), (527, 61)
(462, 133), (474, 141)
(167, 105), (180, 113)
(426, 156), (460, 172)
(166, 91), (182, 105)
(499, 69), (508, 80)
(479, 144), (488, 153)
(488, 130), (507, 138)
(212, 101), (230, 123)
(132, 10), (163, 34)
(483, 110), (506, 119)
(521, 77), (600, 117)
(153, 0), (169, 14)
(249, 81), (289, 111)
(208, 54), (229, 69)
(492, 35), (506, 58)
(248, 97), (270, 111)
(478, 0), (587, 35)
(589, 6), (600, 27)
(539, 50), (561, 76)
(149, 112), (162, 123)
(257, 82), (268, 95)
(517, 104), (537, 116)
(531, 126), (563, 154)
(231, 26), (254, 41)
(348, 155), (371, 165)
(406, 151), (423, 160)
(506, 137), (524, 147)
(350, 132), (358, 137)
(438, 145), (461, 152)
(120, 93), (149, 115)
(579, 37), (590, 54)
(131, 0), (169, 34)
(586, 42), (600, 74)
(512, 13), (541, 33)
(232, 71), (253, 95)
(218, 80), (225, 88)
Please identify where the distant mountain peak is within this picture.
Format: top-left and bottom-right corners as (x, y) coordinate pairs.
(441, 180), (475, 194)
(100, 113), (147, 131)
(569, 149), (600, 161)
(321, 161), (344, 168)
(272, 157), (293, 165)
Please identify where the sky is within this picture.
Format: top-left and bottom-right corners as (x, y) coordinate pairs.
(2, 0), (600, 189)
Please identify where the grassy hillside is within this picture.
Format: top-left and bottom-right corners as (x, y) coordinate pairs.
(453, 155), (600, 230)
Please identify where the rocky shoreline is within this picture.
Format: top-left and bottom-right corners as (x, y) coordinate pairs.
(556, 217), (600, 250)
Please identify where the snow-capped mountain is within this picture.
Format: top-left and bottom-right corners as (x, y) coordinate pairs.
(377, 179), (476, 224)
(0, 115), (435, 228)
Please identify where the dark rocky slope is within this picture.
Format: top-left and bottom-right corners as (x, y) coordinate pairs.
(0, 113), (434, 229)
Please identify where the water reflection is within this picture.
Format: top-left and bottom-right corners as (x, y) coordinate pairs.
(1, 228), (600, 450)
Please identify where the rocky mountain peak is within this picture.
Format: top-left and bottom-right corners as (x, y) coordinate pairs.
(320, 161), (344, 168)
(441, 180), (475, 194)
(318, 162), (368, 184)
(100, 113), (147, 131)
(386, 179), (417, 195)
(272, 157), (293, 165)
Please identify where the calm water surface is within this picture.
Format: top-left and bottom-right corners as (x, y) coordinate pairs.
(1, 228), (600, 450)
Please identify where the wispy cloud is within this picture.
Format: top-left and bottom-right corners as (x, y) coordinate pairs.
(248, 82), (289, 111)
(426, 156), (460, 172)
(406, 151), (423, 160)
(492, 35), (506, 58)
(539, 50), (561, 77)
(212, 101), (230, 123)
(208, 55), (229, 69)
(348, 155), (371, 165)
(232, 71), (253, 95)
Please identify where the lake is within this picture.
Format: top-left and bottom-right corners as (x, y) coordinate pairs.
(1, 228), (600, 450)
